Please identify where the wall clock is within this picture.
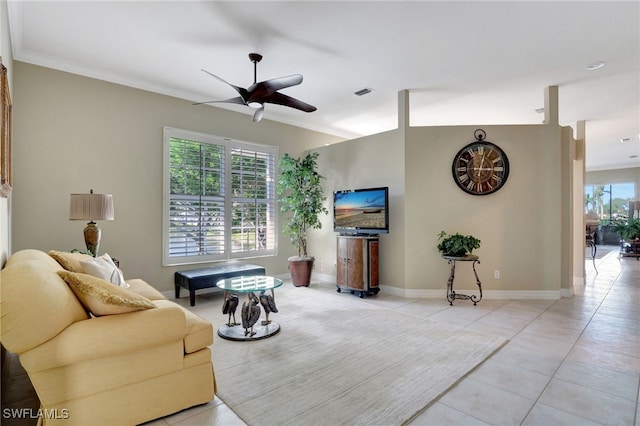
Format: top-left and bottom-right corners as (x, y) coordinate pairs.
(452, 129), (509, 196)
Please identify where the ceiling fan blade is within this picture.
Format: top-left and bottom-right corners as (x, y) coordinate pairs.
(252, 105), (265, 123)
(251, 74), (303, 92)
(201, 69), (249, 101)
(245, 75), (304, 103)
(261, 92), (317, 113)
(192, 96), (246, 106)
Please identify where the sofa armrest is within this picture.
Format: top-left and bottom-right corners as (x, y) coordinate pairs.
(20, 304), (187, 372)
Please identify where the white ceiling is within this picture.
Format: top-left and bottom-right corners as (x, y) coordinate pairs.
(7, 1), (640, 171)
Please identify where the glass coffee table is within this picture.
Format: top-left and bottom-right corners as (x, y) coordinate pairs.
(216, 276), (283, 341)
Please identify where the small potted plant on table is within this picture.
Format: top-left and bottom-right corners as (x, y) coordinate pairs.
(436, 231), (481, 258)
(277, 152), (328, 286)
(437, 231), (483, 305)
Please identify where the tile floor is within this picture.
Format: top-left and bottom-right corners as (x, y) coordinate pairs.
(3, 247), (638, 425)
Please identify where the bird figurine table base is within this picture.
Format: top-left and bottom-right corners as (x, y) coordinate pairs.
(241, 293), (261, 337)
(259, 289), (278, 325)
(217, 294), (280, 341)
(222, 292), (240, 326)
(216, 275), (283, 341)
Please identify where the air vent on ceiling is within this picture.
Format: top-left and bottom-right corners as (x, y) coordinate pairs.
(354, 87), (374, 96)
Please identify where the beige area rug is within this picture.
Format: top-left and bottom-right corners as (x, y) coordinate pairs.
(584, 244), (614, 259)
(197, 282), (507, 426)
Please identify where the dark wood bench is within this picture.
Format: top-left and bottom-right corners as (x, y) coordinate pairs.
(174, 264), (266, 306)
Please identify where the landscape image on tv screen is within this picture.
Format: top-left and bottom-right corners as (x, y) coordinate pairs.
(334, 188), (387, 230)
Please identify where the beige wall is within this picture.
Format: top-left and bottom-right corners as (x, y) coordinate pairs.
(0, 0), (12, 267)
(309, 88), (572, 298)
(560, 125), (578, 294)
(573, 122), (586, 288)
(402, 123), (565, 296)
(309, 129), (406, 288)
(11, 62), (342, 291)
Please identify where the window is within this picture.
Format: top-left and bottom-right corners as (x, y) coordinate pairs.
(163, 127), (277, 265)
(584, 182), (635, 223)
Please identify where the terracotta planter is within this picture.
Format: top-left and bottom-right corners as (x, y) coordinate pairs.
(289, 258), (314, 287)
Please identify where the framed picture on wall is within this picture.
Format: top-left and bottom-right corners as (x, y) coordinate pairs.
(1, 57), (12, 198)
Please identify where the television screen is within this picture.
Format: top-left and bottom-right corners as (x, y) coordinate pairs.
(333, 187), (389, 235)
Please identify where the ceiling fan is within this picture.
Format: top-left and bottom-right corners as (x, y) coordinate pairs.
(194, 53), (317, 123)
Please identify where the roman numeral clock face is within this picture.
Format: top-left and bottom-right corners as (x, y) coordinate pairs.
(452, 140), (509, 195)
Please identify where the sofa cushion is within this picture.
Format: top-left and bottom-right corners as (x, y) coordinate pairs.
(7, 249), (64, 271)
(58, 271), (156, 316)
(0, 250), (89, 354)
(48, 250), (93, 272)
(80, 253), (128, 287)
(153, 299), (213, 353)
(126, 278), (167, 301)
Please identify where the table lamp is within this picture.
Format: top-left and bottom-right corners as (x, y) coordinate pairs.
(69, 189), (114, 256)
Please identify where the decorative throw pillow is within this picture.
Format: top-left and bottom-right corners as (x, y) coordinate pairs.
(80, 253), (128, 287)
(58, 271), (155, 316)
(48, 250), (93, 273)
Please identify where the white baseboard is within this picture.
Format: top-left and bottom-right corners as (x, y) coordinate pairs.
(561, 287), (574, 298)
(379, 285), (562, 300)
(310, 271), (336, 283)
(562, 276), (582, 298)
(162, 290), (174, 299)
(167, 275), (564, 301)
(314, 272), (563, 300)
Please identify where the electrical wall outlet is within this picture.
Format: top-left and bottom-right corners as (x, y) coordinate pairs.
(494, 270), (500, 279)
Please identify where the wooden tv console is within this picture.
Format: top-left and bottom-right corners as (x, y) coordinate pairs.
(336, 235), (380, 298)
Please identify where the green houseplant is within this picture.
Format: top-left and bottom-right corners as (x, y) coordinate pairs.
(436, 231), (481, 257)
(610, 217), (640, 242)
(611, 218), (640, 256)
(277, 152), (328, 286)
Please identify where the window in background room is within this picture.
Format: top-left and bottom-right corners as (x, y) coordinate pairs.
(584, 182), (635, 224)
(163, 127), (277, 266)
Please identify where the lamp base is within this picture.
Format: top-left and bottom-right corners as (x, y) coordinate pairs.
(84, 221), (101, 257)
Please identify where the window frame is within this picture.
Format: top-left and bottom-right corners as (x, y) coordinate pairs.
(584, 182), (636, 224)
(162, 127), (278, 266)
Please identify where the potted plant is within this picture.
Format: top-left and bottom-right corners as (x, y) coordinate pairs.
(436, 231), (481, 257)
(277, 152), (328, 286)
(610, 217), (640, 256)
(610, 217), (640, 241)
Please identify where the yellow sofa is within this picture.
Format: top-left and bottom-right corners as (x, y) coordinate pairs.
(0, 249), (216, 425)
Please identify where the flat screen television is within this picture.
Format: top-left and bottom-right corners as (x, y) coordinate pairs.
(333, 186), (389, 235)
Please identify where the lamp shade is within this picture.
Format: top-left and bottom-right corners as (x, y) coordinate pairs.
(69, 191), (114, 222)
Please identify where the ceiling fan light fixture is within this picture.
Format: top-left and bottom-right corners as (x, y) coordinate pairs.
(248, 101), (263, 108)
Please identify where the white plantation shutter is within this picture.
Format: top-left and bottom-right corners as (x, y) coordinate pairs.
(163, 128), (277, 265)
(230, 147), (276, 256)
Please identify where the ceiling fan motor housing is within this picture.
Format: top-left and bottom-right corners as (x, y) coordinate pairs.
(249, 53), (263, 63)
